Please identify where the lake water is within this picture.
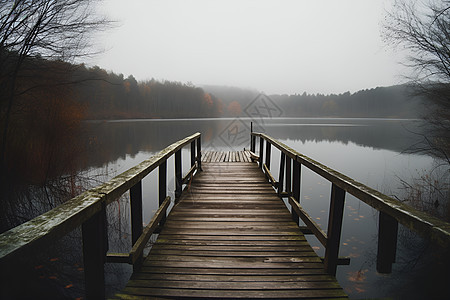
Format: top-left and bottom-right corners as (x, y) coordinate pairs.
(79, 117), (449, 299)
(6, 117), (446, 299)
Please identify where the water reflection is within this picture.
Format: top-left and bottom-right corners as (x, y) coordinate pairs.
(4, 117), (447, 299)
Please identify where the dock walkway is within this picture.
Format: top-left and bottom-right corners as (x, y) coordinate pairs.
(116, 151), (347, 299)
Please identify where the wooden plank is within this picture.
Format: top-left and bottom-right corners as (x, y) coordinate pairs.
(117, 160), (347, 299)
(131, 273), (338, 282)
(119, 287), (347, 299)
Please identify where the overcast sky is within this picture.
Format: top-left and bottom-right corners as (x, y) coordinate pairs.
(90, 0), (408, 95)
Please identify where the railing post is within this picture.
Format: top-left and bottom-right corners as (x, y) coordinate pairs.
(130, 180), (143, 270)
(292, 160), (301, 225)
(175, 149), (182, 203)
(82, 203), (107, 300)
(159, 160), (167, 226)
(377, 211), (398, 273)
(196, 136), (202, 171)
(265, 141), (271, 169)
(278, 152), (286, 196)
(286, 157), (292, 196)
(258, 136), (264, 169)
(190, 141), (196, 167)
(324, 183), (346, 276)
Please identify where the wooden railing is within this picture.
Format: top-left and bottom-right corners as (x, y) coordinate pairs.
(250, 132), (450, 276)
(0, 132), (202, 299)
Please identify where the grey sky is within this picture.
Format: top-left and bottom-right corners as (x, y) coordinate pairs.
(91, 0), (407, 95)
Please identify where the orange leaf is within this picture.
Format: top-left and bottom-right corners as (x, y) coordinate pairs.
(65, 284), (73, 289)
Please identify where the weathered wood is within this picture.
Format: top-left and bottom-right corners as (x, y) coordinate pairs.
(190, 140), (196, 167)
(106, 252), (130, 264)
(286, 156), (292, 197)
(278, 152), (286, 196)
(196, 135), (202, 171)
(263, 163), (278, 188)
(118, 161), (346, 299)
(259, 136), (264, 168)
(292, 160), (301, 225)
(175, 149), (182, 203)
(251, 132), (450, 250)
(324, 184), (346, 276)
(130, 181), (143, 270)
(289, 197), (328, 247)
(158, 160), (167, 226)
(82, 204), (107, 300)
(130, 197), (171, 265)
(265, 141), (272, 169)
(377, 211), (398, 273)
(182, 164), (197, 185)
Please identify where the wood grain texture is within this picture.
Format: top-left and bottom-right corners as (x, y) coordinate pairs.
(117, 155), (347, 299)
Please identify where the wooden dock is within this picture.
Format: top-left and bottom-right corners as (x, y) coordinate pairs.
(115, 151), (347, 299)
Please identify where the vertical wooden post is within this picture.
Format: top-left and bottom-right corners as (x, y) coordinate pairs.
(324, 184), (346, 276)
(130, 180), (143, 270)
(159, 160), (167, 226)
(258, 136), (264, 169)
(286, 157), (292, 196)
(278, 152), (286, 196)
(190, 141), (195, 167)
(265, 141), (271, 169)
(377, 211), (398, 273)
(292, 160), (301, 225)
(196, 136), (202, 171)
(82, 204), (107, 300)
(175, 149), (182, 203)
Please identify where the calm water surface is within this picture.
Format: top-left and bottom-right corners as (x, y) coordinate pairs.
(83, 117), (448, 299)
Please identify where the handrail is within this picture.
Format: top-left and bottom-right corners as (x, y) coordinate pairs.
(251, 131), (450, 275)
(0, 132), (202, 299)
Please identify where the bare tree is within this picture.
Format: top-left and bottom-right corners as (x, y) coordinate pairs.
(0, 0), (110, 172)
(383, 0), (450, 164)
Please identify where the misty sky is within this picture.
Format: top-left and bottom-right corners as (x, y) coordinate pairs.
(91, 0), (408, 95)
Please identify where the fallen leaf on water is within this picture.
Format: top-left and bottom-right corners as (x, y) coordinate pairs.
(77, 267), (84, 272)
(348, 253), (360, 258)
(316, 217), (321, 220)
(347, 269), (368, 282)
(342, 242), (348, 246)
(49, 276), (57, 280)
(50, 257), (59, 262)
(65, 284), (73, 289)
(34, 265), (44, 270)
(359, 215), (365, 218)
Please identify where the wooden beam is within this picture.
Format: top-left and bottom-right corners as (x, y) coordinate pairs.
(324, 184), (346, 276)
(377, 211), (398, 273)
(159, 161), (167, 226)
(82, 204), (107, 300)
(263, 163), (278, 188)
(130, 197), (171, 265)
(106, 253), (130, 264)
(175, 149), (182, 203)
(130, 181), (143, 270)
(182, 164), (197, 185)
(258, 136), (264, 169)
(289, 197), (327, 247)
